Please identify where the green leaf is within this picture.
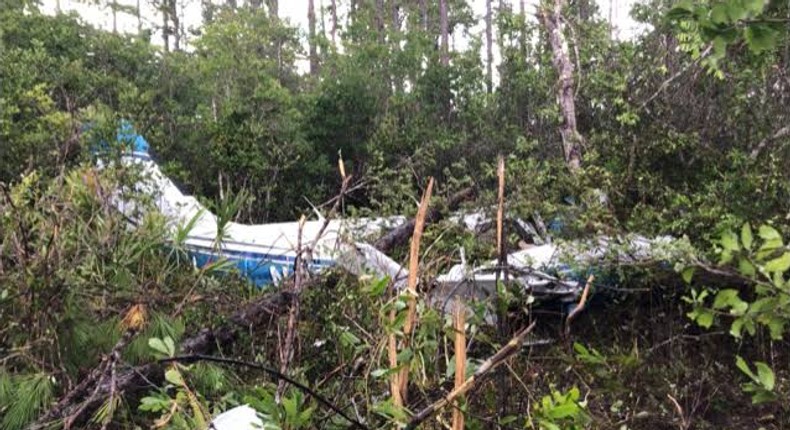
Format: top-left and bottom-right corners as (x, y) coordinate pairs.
(696, 310), (714, 328)
(764, 252), (790, 273)
(340, 331), (361, 347)
(741, 223), (754, 250)
(726, 1), (747, 21)
(751, 390), (777, 404)
(742, 0), (767, 14)
(148, 338), (170, 356)
(766, 318), (784, 340)
(682, 266), (695, 284)
(164, 336), (176, 357)
(739, 258), (756, 277)
(735, 356), (758, 382)
(367, 277), (390, 296)
(713, 289), (739, 309)
(758, 225), (781, 241)
(720, 231), (740, 251)
(546, 403), (580, 419)
(710, 4), (729, 23)
(165, 369), (184, 386)
(755, 362), (775, 390)
(730, 318), (745, 338)
(745, 24), (779, 53)
(370, 368), (389, 378)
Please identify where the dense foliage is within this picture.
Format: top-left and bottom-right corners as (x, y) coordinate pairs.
(2, 0), (790, 427)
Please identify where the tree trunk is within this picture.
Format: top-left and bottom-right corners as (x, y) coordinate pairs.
(162, 7), (169, 52)
(137, 0), (143, 32)
(485, 0), (493, 93)
(540, 0), (583, 171)
(171, 0), (180, 51)
(420, 0), (428, 31)
(375, 0), (385, 44)
(308, 0), (319, 75)
(392, 0), (403, 92)
(440, 0), (449, 66)
(330, 0), (337, 44)
(109, 0), (118, 33)
(266, 0), (278, 17)
(202, 0), (214, 24)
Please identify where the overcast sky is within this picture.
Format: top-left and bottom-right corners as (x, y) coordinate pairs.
(39, 0), (646, 76)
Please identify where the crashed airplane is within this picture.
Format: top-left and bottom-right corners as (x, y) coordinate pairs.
(107, 123), (679, 310)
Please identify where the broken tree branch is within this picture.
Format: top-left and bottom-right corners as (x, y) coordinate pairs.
(451, 299), (466, 430)
(398, 177), (434, 403)
(564, 274), (594, 337)
(373, 186), (476, 253)
(405, 320), (537, 429)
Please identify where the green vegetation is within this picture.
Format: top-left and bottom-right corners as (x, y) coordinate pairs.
(1, 0), (789, 427)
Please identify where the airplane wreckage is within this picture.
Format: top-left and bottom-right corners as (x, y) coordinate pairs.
(68, 124), (690, 430)
(108, 123), (683, 311)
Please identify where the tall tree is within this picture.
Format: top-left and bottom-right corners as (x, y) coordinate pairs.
(440, 0), (448, 65)
(540, 0), (583, 170)
(486, 0), (493, 92)
(308, 0), (318, 75)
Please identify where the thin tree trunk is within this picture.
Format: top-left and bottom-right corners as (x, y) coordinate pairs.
(308, 0), (319, 75)
(540, 0), (583, 171)
(420, 0), (428, 32)
(392, 0), (403, 92)
(112, 1), (118, 33)
(486, 0), (493, 93)
(267, 0), (283, 80)
(137, 0), (143, 32)
(330, 0), (337, 44)
(440, 0), (449, 66)
(375, 0), (385, 44)
(171, 0), (180, 51)
(266, 0), (278, 17)
(609, 0), (614, 38)
(202, 0), (214, 24)
(162, 7), (169, 52)
(320, 0), (326, 40)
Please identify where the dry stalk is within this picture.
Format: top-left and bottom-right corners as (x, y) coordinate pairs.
(564, 274), (594, 337)
(451, 299), (466, 430)
(388, 307), (403, 407)
(397, 177), (434, 403)
(277, 215), (307, 400)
